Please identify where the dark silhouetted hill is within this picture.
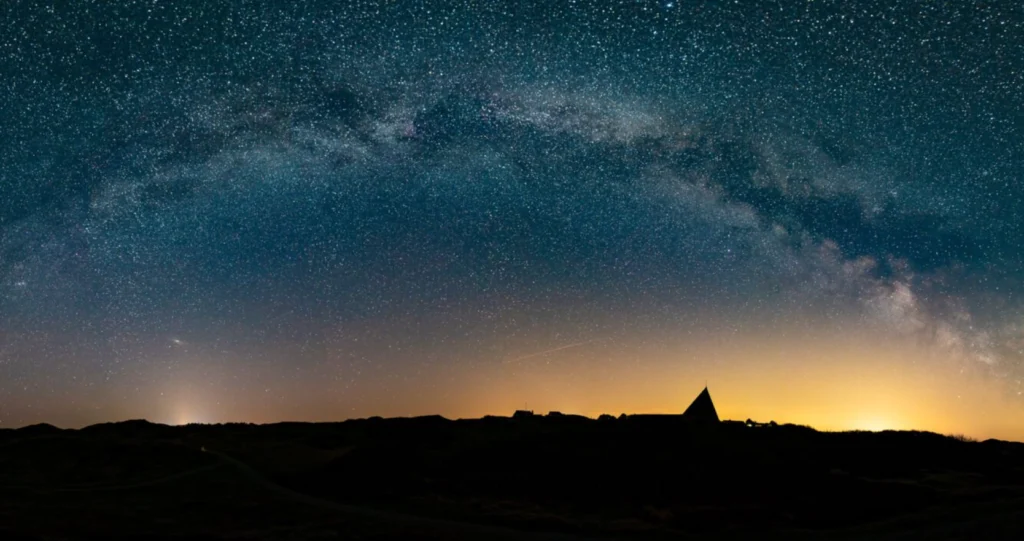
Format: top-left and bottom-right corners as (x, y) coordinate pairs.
(2, 415), (1023, 540)
(79, 419), (182, 440)
(14, 423), (62, 436)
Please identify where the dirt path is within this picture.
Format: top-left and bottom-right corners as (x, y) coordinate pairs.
(0, 462), (224, 493)
(201, 446), (602, 541)
(0, 441), (610, 540)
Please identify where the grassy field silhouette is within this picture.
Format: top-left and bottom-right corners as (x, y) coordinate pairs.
(2, 413), (1023, 540)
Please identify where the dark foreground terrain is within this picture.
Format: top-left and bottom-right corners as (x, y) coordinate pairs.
(1, 414), (1023, 540)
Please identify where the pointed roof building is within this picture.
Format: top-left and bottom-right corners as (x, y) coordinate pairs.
(681, 386), (720, 423)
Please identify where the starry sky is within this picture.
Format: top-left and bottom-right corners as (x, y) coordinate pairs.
(1, 1), (1023, 438)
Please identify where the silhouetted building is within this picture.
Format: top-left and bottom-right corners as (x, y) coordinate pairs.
(681, 386), (720, 423)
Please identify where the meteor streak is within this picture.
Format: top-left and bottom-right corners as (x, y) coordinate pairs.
(504, 340), (599, 365)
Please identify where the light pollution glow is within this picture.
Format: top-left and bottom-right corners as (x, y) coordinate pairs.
(40, 327), (1020, 443)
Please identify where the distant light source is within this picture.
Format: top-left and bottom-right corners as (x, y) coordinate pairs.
(851, 416), (899, 432)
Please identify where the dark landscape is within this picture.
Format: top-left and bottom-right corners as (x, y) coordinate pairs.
(3, 1), (1024, 539)
(3, 409), (1023, 539)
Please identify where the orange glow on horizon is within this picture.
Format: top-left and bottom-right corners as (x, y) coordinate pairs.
(64, 327), (1024, 443)
(444, 328), (1024, 442)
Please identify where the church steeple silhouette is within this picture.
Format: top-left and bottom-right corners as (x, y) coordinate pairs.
(681, 386), (720, 422)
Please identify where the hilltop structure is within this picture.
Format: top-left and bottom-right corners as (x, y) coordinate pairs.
(681, 386), (720, 423)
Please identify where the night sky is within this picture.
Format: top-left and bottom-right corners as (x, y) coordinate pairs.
(2, 1), (1023, 438)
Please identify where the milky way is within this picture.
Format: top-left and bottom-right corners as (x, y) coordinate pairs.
(1, 1), (1022, 432)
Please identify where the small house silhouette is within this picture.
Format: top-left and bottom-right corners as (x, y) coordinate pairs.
(681, 386), (720, 423)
